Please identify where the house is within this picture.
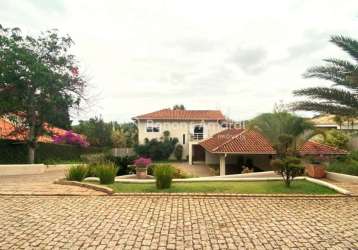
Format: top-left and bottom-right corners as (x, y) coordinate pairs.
(199, 128), (347, 175)
(133, 109), (347, 176)
(132, 108), (228, 160)
(310, 115), (358, 131)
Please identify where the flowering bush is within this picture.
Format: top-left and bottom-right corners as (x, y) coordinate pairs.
(133, 157), (152, 167)
(53, 131), (89, 148)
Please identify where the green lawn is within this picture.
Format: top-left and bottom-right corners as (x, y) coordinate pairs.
(106, 180), (337, 194)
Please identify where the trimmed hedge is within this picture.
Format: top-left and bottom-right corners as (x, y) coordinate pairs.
(0, 139), (104, 164)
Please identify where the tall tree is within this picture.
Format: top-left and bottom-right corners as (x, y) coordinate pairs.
(0, 25), (87, 163)
(173, 104), (185, 110)
(73, 117), (112, 147)
(249, 112), (319, 187)
(249, 112), (316, 158)
(293, 35), (358, 117)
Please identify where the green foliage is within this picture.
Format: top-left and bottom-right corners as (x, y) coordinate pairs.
(66, 165), (88, 182)
(135, 131), (178, 160)
(0, 25), (87, 163)
(73, 117), (113, 147)
(154, 165), (175, 189)
(325, 130), (350, 149)
(108, 180), (336, 194)
(104, 155), (136, 175)
(327, 151), (358, 176)
(249, 112), (316, 157)
(96, 162), (118, 184)
(293, 35), (358, 117)
(271, 157), (304, 187)
(0, 139), (103, 164)
(113, 122), (138, 147)
(174, 145), (183, 160)
(173, 104), (185, 110)
(73, 119), (138, 148)
(148, 164), (191, 178)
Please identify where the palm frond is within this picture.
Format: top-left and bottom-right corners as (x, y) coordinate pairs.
(330, 35), (358, 62)
(291, 101), (357, 117)
(293, 87), (358, 108)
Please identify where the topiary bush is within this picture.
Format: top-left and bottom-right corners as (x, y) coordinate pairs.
(271, 157), (304, 187)
(66, 165), (88, 182)
(154, 164), (175, 189)
(96, 163), (118, 184)
(174, 144), (183, 161)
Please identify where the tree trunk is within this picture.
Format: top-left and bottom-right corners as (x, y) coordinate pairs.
(28, 145), (35, 164)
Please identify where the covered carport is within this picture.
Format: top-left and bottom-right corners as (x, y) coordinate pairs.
(199, 128), (276, 176)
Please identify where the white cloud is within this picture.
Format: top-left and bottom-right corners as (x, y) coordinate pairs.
(1, 0), (357, 122)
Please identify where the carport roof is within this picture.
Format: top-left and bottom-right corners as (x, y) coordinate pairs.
(200, 128), (347, 155)
(200, 128), (276, 154)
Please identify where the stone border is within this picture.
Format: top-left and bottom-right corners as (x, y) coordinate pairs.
(111, 193), (348, 198)
(326, 171), (358, 183)
(54, 179), (114, 195)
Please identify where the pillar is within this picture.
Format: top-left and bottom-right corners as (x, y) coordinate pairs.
(189, 143), (193, 165)
(220, 154), (226, 176)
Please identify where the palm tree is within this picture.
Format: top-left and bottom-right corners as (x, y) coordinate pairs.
(250, 112), (320, 187)
(293, 35), (358, 117)
(249, 112), (316, 158)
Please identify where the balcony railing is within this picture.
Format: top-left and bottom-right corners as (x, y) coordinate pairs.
(191, 133), (204, 140)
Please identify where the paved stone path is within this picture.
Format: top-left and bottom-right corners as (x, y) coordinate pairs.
(0, 196), (357, 249)
(0, 168), (104, 196)
(323, 178), (358, 196)
(172, 163), (215, 177)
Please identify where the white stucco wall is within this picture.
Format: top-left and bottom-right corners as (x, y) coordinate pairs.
(136, 120), (224, 159)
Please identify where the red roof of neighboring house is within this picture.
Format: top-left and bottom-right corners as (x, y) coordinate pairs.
(0, 118), (74, 143)
(200, 128), (347, 155)
(133, 109), (225, 121)
(299, 141), (347, 155)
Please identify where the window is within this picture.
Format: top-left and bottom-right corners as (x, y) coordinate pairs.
(146, 121), (160, 132)
(182, 134), (185, 144)
(193, 125), (204, 140)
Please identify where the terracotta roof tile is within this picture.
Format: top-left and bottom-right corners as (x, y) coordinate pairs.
(200, 128), (348, 155)
(200, 128), (276, 154)
(0, 118), (78, 143)
(133, 109), (225, 121)
(299, 141), (347, 155)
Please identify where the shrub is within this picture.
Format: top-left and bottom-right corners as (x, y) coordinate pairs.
(96, 163), (118, 184)
(174, 145), (183, 161)
(134, 157), (152, 167)
(66, 165), (88, 181)
(271, 157), (304, 187)
(154, 165), (175, 189)
(134, 131), (178, 160)
(104, 155), (136, 175)
(0, 139), (104, 164)
(325, 130), (350, 149)
(327, 153), (358, 176)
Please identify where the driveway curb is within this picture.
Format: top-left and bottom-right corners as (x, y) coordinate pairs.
(54, 179), (114, 195)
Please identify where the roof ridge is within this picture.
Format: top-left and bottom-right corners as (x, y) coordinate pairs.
(212, 129), (246, 152)
(304, 140), (347, 152)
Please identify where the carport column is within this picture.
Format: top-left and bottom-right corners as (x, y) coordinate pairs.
(189, 143), (193, 165)
(219, 154), (226, 176)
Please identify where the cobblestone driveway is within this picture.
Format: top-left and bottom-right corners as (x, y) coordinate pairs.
(0, 196), (357, 249)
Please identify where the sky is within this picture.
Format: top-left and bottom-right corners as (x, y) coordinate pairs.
(1, 0), (358, 123)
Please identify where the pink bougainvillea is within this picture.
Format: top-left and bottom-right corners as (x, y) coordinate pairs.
(53, 130), (89, 148)
(134, 157), (152, 167)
